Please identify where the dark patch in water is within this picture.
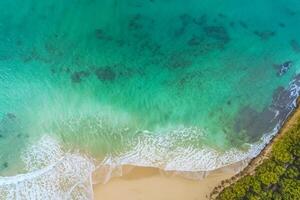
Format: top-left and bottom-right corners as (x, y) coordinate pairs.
(180, 14), (193, 26)
(0, 113), (22, 139)
(203, 25), (230, 48)
(2, 162), (8, 169)
(278, 22), (286, 28)
(239, 21), (248, 29)
(6, 113), (16, 120)
(128, 14), (143, 30)
(193, 15), (207, 26)
(253, 30), (276, 40)
(166, 54), (192, 69)
(174, 14), (193, 37)
(273, 61), (293, 76)
(227, 100), (232, 106)
(95, 29), (112, 40)
(234, 106), (277, 141)
(290, 39), (300, 53)
(218, 13), (227, 18)
(16, 40), (23, 46)
(95, 67), (116, 81)
(71, 71), (90, 83)
(51, 68), (56, 74)
(63, 67), (71, 73)
(272, 86), (291, 109)
(187, 35), (202, 46)
(236, 74), (300, 142)
(285, 8), (297, 16)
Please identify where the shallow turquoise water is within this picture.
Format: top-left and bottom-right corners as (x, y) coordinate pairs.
(0, 0), (300, 176)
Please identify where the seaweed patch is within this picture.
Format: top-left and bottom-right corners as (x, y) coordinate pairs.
(95, 67), (116, 81)
(193, 14), (207, 26)
(290, 39), (300, 53)
(71, 71), (90, 83)
(234, 106), (277, 142)
(239, 21), (248, 29)
(253, 30), (276, 40)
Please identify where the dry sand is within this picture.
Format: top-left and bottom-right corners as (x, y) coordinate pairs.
(93, 165), (236, 200)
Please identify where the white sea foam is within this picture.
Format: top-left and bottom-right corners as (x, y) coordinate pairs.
(0, 136), (95, 200)
(95, 74), (300, 181)
(0, 75), (299, 199)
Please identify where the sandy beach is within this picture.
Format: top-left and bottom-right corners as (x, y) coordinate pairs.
(93, 104), (300, 200)
(93, 165), (237, 200)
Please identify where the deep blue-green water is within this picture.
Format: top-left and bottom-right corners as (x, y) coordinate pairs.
(0, 0), (300, 199)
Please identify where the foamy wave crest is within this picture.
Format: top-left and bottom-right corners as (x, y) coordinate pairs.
(95, 73), (300, 180)
(0, 136), (95, 200)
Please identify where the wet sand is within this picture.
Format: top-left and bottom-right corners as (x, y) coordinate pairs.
(93, 165), (236, 200)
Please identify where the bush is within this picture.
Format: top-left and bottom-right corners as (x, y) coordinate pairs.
(217, 112), (300, 200)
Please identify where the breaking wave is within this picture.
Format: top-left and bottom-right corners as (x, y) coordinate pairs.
(0, 137), (95, 200)
(0, 74), (300, 199)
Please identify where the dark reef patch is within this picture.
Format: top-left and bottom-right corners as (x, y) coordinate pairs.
(234, 106), (277, 141)
(174, 14), (193, 37)
(95, 67), (116, 81)
(187, 35), (202, 46)
(2, 162), (8, 169)
(166, 54), (192, 69)
(239, 21), (248, 29)
(0, 113), (22, 139)
(203, 26), (230, 49)
(229, 21), (235, 28)
(274, 61), (293, 76)
(290, 39), (300, 53)
(218, 13), (227, 19)
(6, 113), (16, 120)
(193, 14), (207, 26)
(203, 25), (230, 44)
(180, 14), (193, 26)
(94, 29), (112, 41)
(71, 71), (90, 83)
(278, 22), (286, 28)
(128, 14), (143, 30)
(227, 100), (232, 106)
(253, 30), (276, 40)
(236, 74), (300, 142)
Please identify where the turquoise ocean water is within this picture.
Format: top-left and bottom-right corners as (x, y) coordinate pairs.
(1, 0), (300, 198)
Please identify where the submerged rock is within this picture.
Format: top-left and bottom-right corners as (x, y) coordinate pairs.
(234, 106), (277, 142)
(278, 22), (286, 28)
(3, 162), (8, 168)
(95, 67), (116, 81)
(275, 61), (293, 76)
(203, 25), (230, 45)
(94, 29), (112, 41)
(71, 71), (90, 83)
(254, 30), (276, 40)
(6, 113), (16, 120)
(290, 39), (300, 53)
(166, 54), (192, 69)
(193, 14), (207, 26)
(239, 21), (248, 29)
(187, 35), (202, 46)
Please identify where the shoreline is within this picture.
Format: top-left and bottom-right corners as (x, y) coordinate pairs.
(93, 102), (300, 200)
(210, 100), (300, 199)
(93, 164), (237, 200)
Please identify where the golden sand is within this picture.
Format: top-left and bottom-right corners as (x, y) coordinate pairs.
(93, 165), (236, 200)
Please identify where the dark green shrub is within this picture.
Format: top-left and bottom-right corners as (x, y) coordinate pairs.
(217, 111), (300, 200)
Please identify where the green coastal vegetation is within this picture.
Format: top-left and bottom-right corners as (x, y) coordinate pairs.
(217, 111), (300, 200)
